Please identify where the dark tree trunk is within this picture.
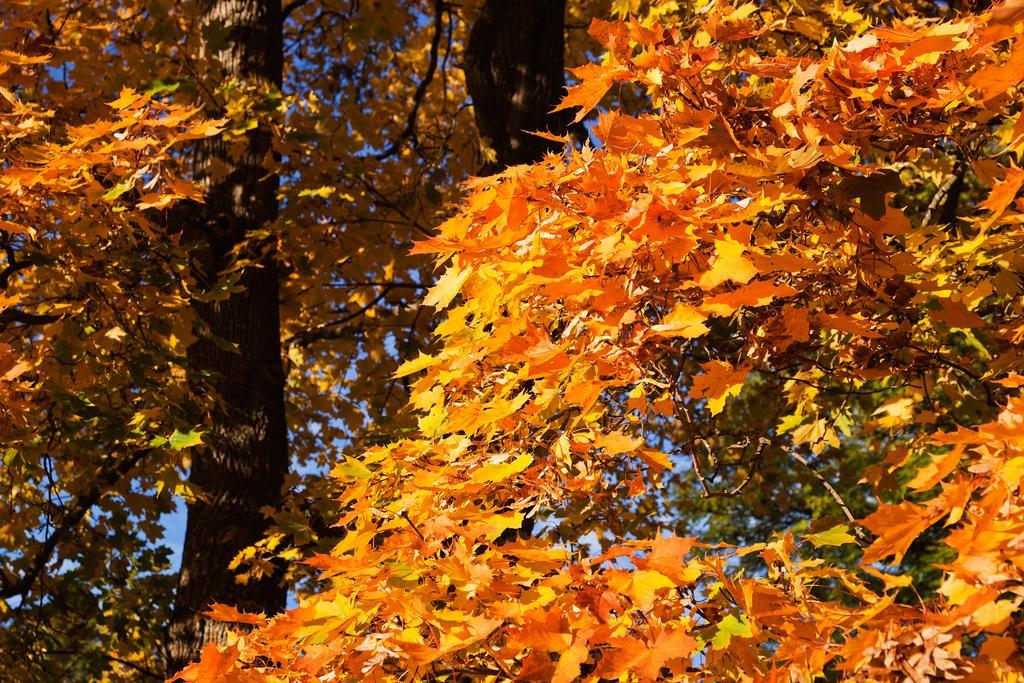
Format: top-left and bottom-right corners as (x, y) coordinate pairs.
(166, 0), (288, 673)
(464, 0), (572, 174)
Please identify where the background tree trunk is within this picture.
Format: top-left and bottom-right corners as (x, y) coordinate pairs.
(166, 0), (288, 673)
(464, 0), (572, 174)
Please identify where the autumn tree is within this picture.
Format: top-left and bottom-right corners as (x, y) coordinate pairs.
(0, 0), (605, 679)
(174, 0), (1024, 680)
(0, 6), (223, 679)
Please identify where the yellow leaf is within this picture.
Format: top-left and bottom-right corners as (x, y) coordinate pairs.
(394, 351), (439, 378)
(627, 569), (676, 611)
(805, 524), (858, 548)
(652, 302), (709, 338)
(594, 431), (641, 454)
(973, 599), (1019, 630)
(698, 239), (758, 290)
(423, 264), (471, 310)
(469, 453), (533, 484)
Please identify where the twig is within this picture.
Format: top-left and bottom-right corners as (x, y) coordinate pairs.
(0, 308), (60, 329)
(909, 343), (998, 408)
(0, 449), (151, 600)
(922, 158), (965, 230)
(400, 511), (426, 541)
(375, 0), (445, 160)
(282, 0), (312, 20)
(788, 449), (868, 541)
(285, 288), (390, 346)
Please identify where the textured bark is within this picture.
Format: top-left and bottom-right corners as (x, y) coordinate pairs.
(166, 0), (288, 674)
(464, 0), (571, 174)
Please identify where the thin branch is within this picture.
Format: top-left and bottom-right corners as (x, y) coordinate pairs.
(0, 308), (60, 329)
(0, 260), (33, 290)
(375, 0), (445, 160)
(378, 303), (426, 413)
(681, 436), (769, 499)
(327, 280), (427, 290)
(922, 157), (965, 231)
(282, 0), (312, 20)
(768, 370), (907, 396)
(43, 650), (162, 681)
(788, 449), (868, 540)
(400, 511), (426, 541)
(0, 449), (151, 600)
(285, 289), (390, 347)
(909, 343), (998, 407)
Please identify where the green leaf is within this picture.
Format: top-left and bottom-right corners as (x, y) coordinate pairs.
(805, 524), (858, 548)
(168, 429), (204, 451)
(777, 412), (806, 434)
(711, 614), (752, 650)
(102, 179), (134, 202)
(834, 411), (853, 437)
(143, 79), (181, 96)
(332, 456), (372, 480)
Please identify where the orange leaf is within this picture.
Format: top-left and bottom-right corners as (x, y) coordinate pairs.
(552, 63), (631, 124)
(972, 42), (1024, 101)
(980, 166), (1024, 227)
(690, 360), (749, 415)
(203, 602), (267, 626)
(651, 301), (709, 338)
(698, 239), (758, 291)
(992, 0), (1024, 27)
(702, 280), (796, 316)
(170, 643), (239, 681)
(861, 501), (944, 564)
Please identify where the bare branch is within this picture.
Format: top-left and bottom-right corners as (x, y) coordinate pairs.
(282, 0), (312, 20)
(0, 449), (151, 600)
(285, 288), (390, 347)
(0, 308), (60, 329)
(788, 449), (868, 541)
(375, 0), (445, 160)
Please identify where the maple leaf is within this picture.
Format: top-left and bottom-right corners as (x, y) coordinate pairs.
(861, 501), (944, 565)
(552, 63), (631, 123)
(652, 301), (709, 337)
(202, 603), (267, 626)
(971, 43), (1024, 101)
(470, 453), (533, 484)
(804, 524), (857, 548)
(92, 4), (1024, 682)
(423, 264), (471, 310)
(698, 238), (758, 290)
(690, 360), (749, 416)
(711, 614), (753, 650)
(170, 643), (239, 682)
(992, 0), (1024, 27)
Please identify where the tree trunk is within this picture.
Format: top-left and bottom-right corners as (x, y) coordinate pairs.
(166, 0), (288, 673)
(463, 0), (571, 174)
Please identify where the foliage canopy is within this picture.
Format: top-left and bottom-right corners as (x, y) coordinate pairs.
(174, 0), (1024, 680)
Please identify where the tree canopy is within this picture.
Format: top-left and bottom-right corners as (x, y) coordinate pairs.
(4, 0), (1024, 680)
